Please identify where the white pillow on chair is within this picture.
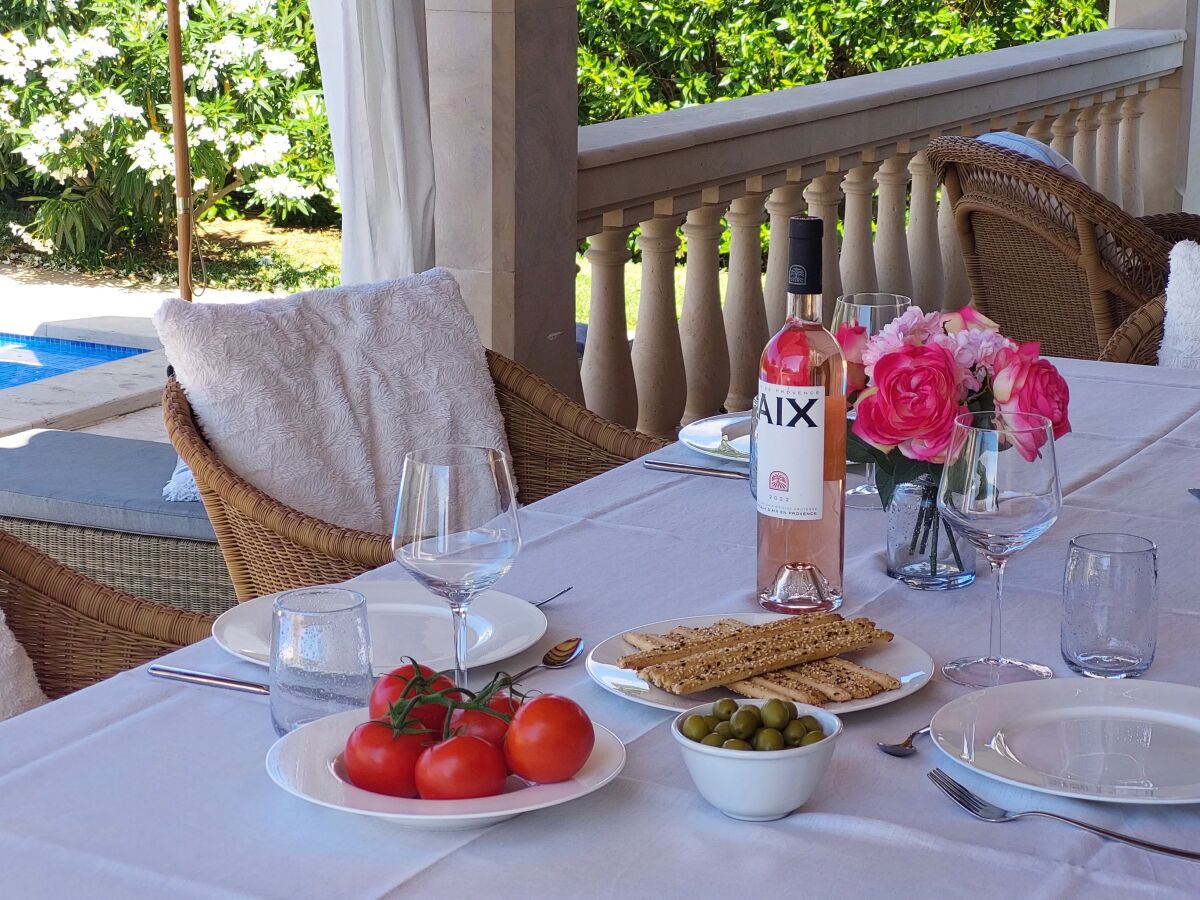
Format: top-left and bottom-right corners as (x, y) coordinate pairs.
(978, 131), (1085, 184)
(1161, 241), (1200, 369)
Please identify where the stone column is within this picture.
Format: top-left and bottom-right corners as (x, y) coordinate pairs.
(426, 0), (581, 397)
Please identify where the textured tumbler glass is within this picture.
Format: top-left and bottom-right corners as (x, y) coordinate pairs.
(269, 587), (374, 735)
(1062, 533), (1158, 678)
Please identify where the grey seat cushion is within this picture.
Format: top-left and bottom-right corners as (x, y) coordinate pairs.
(0, 430), (215, 542)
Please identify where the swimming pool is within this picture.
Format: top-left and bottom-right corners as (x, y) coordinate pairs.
(0, 333), (148, 389)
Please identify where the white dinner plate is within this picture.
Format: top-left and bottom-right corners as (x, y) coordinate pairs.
(931, 678), (1200, 805)
(213, 579), (547, 675)
(586, 612), (933, 714)
(266, 708), (626, 829)
(679, 413), (751, 463)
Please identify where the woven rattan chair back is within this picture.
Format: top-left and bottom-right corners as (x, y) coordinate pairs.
(164, 350), (666, 601)
(927, 136), (1171, 359)
(0, 529), (212, 698)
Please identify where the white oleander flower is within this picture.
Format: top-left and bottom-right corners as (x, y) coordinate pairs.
(252, 173), (317, 203)
(126, 129), (174, 182)
(235, 131), (290, 168)
(199, 68), (218, 91)
(262, 48), (302, 78)
(43, 64), (77, 94)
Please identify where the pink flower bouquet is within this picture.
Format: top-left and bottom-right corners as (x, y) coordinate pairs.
(838, 306), (1071, 508)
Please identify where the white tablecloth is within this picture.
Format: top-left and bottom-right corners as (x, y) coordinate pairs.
(2, 358), (1200, 899)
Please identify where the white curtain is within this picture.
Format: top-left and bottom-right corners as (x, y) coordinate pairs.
(310, 1), (435, 284)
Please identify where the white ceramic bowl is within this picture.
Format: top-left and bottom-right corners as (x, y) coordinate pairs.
(671, 699), (842, 821)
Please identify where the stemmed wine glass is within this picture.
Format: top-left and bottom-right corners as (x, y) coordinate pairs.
(392, 445), (522, 687)
(831, 293), (911, 508)
(936, 411), (1061, 687)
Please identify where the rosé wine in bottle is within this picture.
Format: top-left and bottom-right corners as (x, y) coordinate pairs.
(750, 216), (847, 613)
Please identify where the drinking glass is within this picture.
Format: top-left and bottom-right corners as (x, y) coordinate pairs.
(831, 293), (912, 508)
(937, 411), (1062, 686)
(392, 445), (522, 687)
(1062, 533), (1158, 678)
(269, 587), (374, 736)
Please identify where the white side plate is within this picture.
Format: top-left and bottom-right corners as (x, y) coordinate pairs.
(266, 708), (626, 830)
(679, 413), (752, 463)
(213, 579), (546, 675)
(586, 613), (933, 714)
(932, 678), (1200, 805)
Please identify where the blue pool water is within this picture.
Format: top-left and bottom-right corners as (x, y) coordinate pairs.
(0, 332), (148, 389)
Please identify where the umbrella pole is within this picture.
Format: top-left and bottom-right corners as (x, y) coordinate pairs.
(166, 0), (193, 301)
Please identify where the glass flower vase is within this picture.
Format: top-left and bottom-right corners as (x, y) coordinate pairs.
(886, 474), (975, 590)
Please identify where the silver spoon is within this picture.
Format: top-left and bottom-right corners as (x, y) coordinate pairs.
(877, 725), (930, 757)
(534, 586), (574, 608)
(506, 637), (586, 684)
(148, 664), (270, 695)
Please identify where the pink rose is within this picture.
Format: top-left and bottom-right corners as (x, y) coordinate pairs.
(991, 342), (1071, 460)
(852, 343), (967, 464)
(836, 322), (868, 392)
(940, 306), (1000, 334)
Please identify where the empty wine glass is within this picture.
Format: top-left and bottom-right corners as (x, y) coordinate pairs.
(392, 446), (522, 687)
(831, 293), (911, 508)
(937, 411), (1062, 687)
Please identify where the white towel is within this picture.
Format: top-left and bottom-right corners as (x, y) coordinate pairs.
(153, 269), (511, 534)
(1160, 241), (1200, 369)
(0, 606), (46, 721)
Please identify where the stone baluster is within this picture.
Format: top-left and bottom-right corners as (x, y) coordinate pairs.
(723, 193), (769, 412)
(1026, 115), (1052, 144)
(763, 184), (806, 334)
(581, 227), (637, 428)
(804, 172), (844, 328)
(907, 150), (943, 312)
(840, 164), (880, 296)
(938, 185), (970, 310)
(874, 155), (914, 301)
(1073, 105), (1100, 185)
(1119, 92), (1145, 216)
(1097, 99), (1123, 204)
(680, 205), (729, 425)
(631, 216), (686, 438)
(1050, 110), (1078, 162)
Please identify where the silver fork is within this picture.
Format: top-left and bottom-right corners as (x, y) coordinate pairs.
(927, 769), (1200, 863)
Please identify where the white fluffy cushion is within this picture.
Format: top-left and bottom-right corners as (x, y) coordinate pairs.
(153, 268), (511, 534)
(978, 131), (1085, 184)
(1161, 240), (1200, 369)
(0, 607), (46, 721)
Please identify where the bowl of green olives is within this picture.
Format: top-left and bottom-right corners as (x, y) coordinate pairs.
(671, 698), (842, 821)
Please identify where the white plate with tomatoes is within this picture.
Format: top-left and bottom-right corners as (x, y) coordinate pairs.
(266, 708), (626, 830)
(213, 578), (547, 674)
(586, 613), (934, 715)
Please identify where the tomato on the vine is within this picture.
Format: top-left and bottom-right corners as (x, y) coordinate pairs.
(343, 721), (430, 798)
(504, 695), (594, 784)
(415, 735), (508, 800)
(368, 663), (456, 733)
(448, 692), (520, 748)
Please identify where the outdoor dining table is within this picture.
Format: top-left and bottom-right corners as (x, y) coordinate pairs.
(2, 357), (1199, 898)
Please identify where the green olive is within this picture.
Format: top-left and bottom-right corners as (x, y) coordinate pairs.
(681, 715), (710, 742)
(700, 732), (725, 747)
(702, 715), (721, 733)
(753, 727), (786, 751)
(782, 720), (808, 747)
(714, 721), (734, 739)
(799, 715), (822, 734)
(722, 739), (754, 751)
(800, 731), (824, 746)
(712, 698), (738, 721)
(759, 699), (792, 730)
(729, 707), (761, 740)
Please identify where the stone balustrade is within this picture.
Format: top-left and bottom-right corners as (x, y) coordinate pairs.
(573, 27), (1187, 437)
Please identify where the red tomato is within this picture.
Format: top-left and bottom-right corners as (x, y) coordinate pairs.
(504, 695), (594, 784)
(448, 693), (520, 748)
(343, 721), (429, 798)
(415, 735), (508, 800)
(369, 663), (455, 734)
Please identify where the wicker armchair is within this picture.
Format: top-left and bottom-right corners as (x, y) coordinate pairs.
(1101, 295), (1167, 365)
(164, 349), (667, 600)
(927, 136), (1200, 360)
(0, 529), (212, 698)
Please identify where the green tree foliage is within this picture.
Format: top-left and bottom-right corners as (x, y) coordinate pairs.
(579, 0), (1109, 124)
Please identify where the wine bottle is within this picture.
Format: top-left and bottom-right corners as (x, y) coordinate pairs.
(751, 216), (847, 613)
